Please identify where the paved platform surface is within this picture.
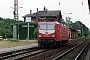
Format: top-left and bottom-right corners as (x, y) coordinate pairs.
(0, 43), (38, 54)
(85, 46), (90, 60)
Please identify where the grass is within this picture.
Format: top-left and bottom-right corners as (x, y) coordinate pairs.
(12, 50), (27, 54)
(0, 38), (38, 49)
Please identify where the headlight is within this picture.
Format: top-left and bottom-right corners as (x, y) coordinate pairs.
(51, 34), (55, 37)
(39, 34), (42, 37)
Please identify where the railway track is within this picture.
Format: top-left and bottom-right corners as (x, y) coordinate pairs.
(15, 49), (50, 60)
(0, 38), (89, 60)
(26, 38), (88, 60)
(53, 39), (90, 60)
(0, 47), (44, 60)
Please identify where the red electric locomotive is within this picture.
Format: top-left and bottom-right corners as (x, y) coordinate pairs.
(37, 22), (69, 47)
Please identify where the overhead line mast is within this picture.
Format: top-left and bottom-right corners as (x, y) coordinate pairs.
(14, 0), (18, 21)
(13, 0), (18, 40)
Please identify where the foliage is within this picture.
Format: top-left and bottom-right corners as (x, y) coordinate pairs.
(0, 17), (14, 37)
(33, 27), (38, 38)
(0, 17), (3, 20)
(19, 22), (38, 40)
(62, 17), (89, 37)
(61, 17), (73, 29)
(74, 21), (89, 37)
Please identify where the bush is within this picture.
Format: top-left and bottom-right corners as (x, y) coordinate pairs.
(19, 22), (38, 40)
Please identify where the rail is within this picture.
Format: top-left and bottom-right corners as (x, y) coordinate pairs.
(0, 47), (40, 60)
(53, 40), (89, 60)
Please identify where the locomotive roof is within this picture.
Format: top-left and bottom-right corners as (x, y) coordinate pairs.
(38, 22), (60, 24)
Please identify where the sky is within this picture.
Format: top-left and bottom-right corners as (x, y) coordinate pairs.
(0, 0), (90, 29)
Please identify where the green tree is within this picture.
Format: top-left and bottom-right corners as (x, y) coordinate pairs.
(61, 17), (73, 29)
(0, 17), (3, 20)
(74, 21), (89, 37)
(0, 18), (14, 37)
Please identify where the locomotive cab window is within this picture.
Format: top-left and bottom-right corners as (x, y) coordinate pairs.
(40, 24), (54, 30)
(47, 24), (54, 30)
(40, 24), (46, 30)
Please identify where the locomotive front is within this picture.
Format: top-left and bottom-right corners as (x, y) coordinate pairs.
(38, 22), (55, 47)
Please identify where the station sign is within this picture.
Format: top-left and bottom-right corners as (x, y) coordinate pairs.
(22, 25), (34, 27)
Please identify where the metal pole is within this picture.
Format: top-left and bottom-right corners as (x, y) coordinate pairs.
(13, 0), (18, 40)
(13, 25), (17, 40)
(18, 9), (19, 40)
(27, 23), (29, 40)
(18, 19), (19, 40)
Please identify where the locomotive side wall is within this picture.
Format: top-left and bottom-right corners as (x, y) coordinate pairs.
(54, 24), (69, 42)
(59, 25), (69, 41)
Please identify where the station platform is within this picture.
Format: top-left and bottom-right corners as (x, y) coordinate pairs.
(0, 43), (38, 54)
